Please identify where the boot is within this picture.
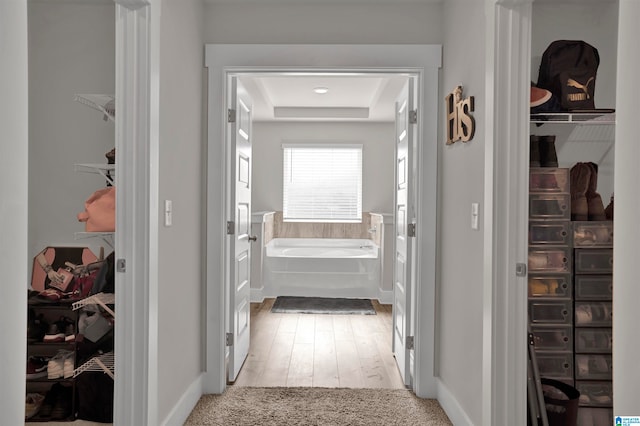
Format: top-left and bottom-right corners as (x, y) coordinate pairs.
(585, 162), (606, 221)
(530, 135), (541, 168)
(540, 135), (558, 167)
(570, 162), (590, 221)
(604, 194), (614, 220)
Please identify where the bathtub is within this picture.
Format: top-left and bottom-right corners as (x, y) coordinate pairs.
(263, 238), (380, 299)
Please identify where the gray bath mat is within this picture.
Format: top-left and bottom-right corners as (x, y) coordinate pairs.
(271, 296), (376, 315)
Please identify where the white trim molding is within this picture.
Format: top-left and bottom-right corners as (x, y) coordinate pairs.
(161, 374), (203, 426)
(114, 1), (158, 424)
(437, 379), (474, 426)
(483, 1), (532, 425)
(204, 44), (442, 399)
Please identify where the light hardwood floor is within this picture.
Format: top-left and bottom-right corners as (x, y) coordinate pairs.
(232, 299), (405, 389)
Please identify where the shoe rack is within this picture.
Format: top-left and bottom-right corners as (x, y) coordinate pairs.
(528, 113), (616, 426)
(572, 221), (614, 423)
(527, 167), (575, 385)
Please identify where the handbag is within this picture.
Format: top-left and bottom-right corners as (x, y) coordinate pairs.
(77, 187), (115, 232)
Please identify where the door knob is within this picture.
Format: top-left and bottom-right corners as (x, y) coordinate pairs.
(248, 235), (257, 242)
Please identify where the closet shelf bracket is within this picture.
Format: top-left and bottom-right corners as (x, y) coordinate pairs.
(73, 351), (114, 380)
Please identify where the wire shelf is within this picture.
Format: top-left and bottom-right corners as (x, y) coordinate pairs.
(530, 112), (616, 125)
(74, 231), (115, 249)
(74, 163), (115, 186)
(73, 351), (114, 380)
(74, 94), (115, 122)
(72, 293), (115, 317)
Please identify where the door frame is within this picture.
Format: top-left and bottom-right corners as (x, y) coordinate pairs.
(484, 0), (532, 425)
(204, 44), (442, 397)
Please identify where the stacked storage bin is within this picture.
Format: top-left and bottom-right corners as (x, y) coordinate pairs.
(528, 168), (574, 385)
(573, 221), (614, 426)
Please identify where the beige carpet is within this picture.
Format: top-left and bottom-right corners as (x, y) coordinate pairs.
(185, 386), (452, 426)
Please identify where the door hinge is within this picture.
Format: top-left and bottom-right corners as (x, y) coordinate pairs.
(406, 336), (415, 350)
(409, 110), (418, 124)
(516, 262), (527, 277)
(228, 109), (236, 123)
(227, 221), (235, 235)
(226, 332), (234, 346)
(407, 223), (416, 238)
(116, 258), (126, 273)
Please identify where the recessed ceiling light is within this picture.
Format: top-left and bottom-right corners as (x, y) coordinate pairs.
(313, 87), (329, 94)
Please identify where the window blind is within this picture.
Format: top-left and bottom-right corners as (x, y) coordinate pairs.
(283, 144), (362, 222)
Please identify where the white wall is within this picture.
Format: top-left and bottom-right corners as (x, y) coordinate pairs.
(531, 1), (618, 207)
(438, 0), (486, 424)
(0, 1), (29, 424)
(613, 0), (640, 416)
(157, 0), (205, 423)
(28, 2), (116, 262)
(252, 121), (395, 214)
(204, 1), (443, 44)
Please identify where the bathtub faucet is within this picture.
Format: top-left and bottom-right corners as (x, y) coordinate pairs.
(367, 227), (377, 234)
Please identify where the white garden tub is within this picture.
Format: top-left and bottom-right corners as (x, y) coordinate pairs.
(264, 238), (380, 299)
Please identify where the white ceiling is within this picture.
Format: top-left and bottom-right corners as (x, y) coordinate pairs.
(239, 74), (409, 122)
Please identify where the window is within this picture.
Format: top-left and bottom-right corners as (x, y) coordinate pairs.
(283, 144), (362, 222)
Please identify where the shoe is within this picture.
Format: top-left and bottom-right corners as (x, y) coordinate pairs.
(26, 356), (49, 380)
(43, 321), (65, 343)
(25, 392), (45, 419)
(63, 317), (76, 342)
(47, 350), (72, 379)
(50, 384), (73, 420)
(27, 310), (49, 343)
(570, 162), (591, 220)
(576, 304), (593, 325)
(63, 351), (75, 379)
(540, 135), (558, 167)
(530, 135), (541, 167)
(585, 162), (606, 220)
(605, 193), (614, 220)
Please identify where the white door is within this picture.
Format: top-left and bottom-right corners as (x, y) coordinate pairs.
(227, 78), (253, 382)
(393, 79), (416, 386)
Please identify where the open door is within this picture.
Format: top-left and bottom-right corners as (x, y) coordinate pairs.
(393, 79), (416, 387)
(227, 77), (253, 382)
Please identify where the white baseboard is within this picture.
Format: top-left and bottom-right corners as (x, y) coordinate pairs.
(161, 373), (203, 426)
(436, 378), (475, 426)
(250, 287), (264, 303)
(377, 289), (393, 304)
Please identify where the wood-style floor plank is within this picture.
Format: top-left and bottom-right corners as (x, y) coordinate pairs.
(234, 299), (403, 389)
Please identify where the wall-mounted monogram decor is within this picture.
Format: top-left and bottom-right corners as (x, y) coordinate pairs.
(445, 85), (475, 145)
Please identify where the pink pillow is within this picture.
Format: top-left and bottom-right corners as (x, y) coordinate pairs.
(77, 187), (115, 232)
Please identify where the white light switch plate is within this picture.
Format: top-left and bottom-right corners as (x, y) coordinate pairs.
(471, 202), (479, 230)
(165, 200), (172, 227)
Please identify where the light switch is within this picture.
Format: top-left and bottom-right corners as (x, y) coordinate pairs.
(165, 200), (173, 227)
(471, 202), (479, 230)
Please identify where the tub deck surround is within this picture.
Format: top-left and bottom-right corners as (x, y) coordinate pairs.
(273, 211), (380, 240)
(264, 238), (381, 299)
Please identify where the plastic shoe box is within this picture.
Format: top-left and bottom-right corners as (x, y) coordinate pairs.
(574, 275), (613, 301)
(574, 248), (614, 274)
(528, 274), (572, 299)
(573, 221), (614, 248)
(528, 247), (572, 273)
(531, 326), (573, 352)
(529, 221), (572, 246)
(529, 168), (570, 193)
(535, 352), (573, 379)
(575, 328), (613, 353)
(575, 302), (613, 327)
(575, 354), (613, 380)
(529, 194), (571, 221)
(529, 300), (572, 325)
(577, 381), (613, 407)
(577, 407), (613, 426)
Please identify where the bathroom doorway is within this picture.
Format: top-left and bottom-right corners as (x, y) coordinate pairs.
(229, 71), (412, 389)
(204, 44), (441, 398)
